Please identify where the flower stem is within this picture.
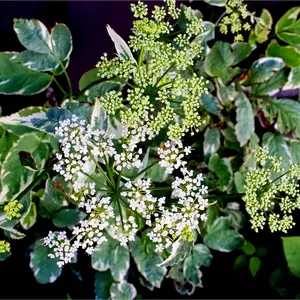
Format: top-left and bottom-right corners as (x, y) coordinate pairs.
(132, 160), (160, 180)
(79, 171), (109, 189)
(52, 76), (67, 95)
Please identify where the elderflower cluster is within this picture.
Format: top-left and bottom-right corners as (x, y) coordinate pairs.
(243, 147), (300, 233)
(0, 240), (10, 253)
(219, 0), (252, 42)
(4, 200), (23, 220)
(96, 0), (208, 144)
(148, 167), (209, 252)
(44, 115), (209, 266)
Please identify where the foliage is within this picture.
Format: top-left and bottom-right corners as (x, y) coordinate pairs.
(0, 1), (300, 299)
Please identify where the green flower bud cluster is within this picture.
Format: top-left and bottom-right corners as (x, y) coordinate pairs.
(98, 91), (123, 115)
(0, 240), (10, 253)
(243, 147), (300, 233)
(219, 0), (252, 42)
(4, 200), (23, 220)
(97, 0), (208, 142)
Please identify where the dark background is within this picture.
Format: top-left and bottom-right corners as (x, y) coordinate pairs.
(0, 1), (299, 299)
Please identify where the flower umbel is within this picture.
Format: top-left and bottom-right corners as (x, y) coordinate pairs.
(4, 200), (23, 220)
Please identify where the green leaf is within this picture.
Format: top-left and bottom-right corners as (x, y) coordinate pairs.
(208, 154), (233, 191)
(276, 7), (300, 46)
(13, 19), (52, 54)
(0, 251), (11, 262)
(20, 201), (37, 230)
(263, 98), (300, 138)
(242, 241), (256, 255)
(232, 42), (253, 65)
(88, 80), (124, 103)
(183, 244), (212, 286)
(0, 126), (18, 163)
(52, 209), (83, 228)
(216, 79), (236, 106)
(250, 9), (273, 44)
(200, 93), (221, 116)
(266, 41), (300, 68)
(235, 92), (255, 146)
(0, 53), (52, 95)
(233, 254), (247, 270)
(79, 68), (100, 91)
(145, 158), (168, 183)
(262, 132), (292, 169)
(167, 261), (185, 283)
(204, 229), (244, 252)
(234, 171), (245, 193)
(203, 127), (221, 156)
(61, 100), (93, 123)
(40, 178), (69, 216)
(4, 228), (26, 240)
(224, 202), (245, 230)
(91, 99), (108, 131)
(284, 67), (300, 89)
(289, 141), (300, 164)
(106, 25), (135, 62)
(110, 281), (137, 300)
(130, 236), (167, 288)
(0, 132), (51, 204)
(249, 256), (261, 277)
(204, 42), (234, 82)
(157, 237), (193, 268)
(251, 69), (287, 96)
(29, 239), (62, 284)
(91, 235), (130, 282)
(282, 236), (300, 278)
(94, 271), (114, 300)
(204, 216), (244, 252)
(248, 57), (285, 84)
(203, 0), (226, 7)
(12, 50), (58, 71)
(16, 107), (72, 134)
(51, 23), (72, 60)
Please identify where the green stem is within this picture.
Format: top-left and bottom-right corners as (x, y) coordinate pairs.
(116, 196), (125, 229)
(150, 186), (172, 191)
(104, 156), (115, 188)
(154, 63), (175, 88)
(79, 171), (110, 189)
(119, 196), (145, 220)
(52, 76), (67, 95)
(138, 47), (145, 76)
(132, 160), (160, 180)
(88, 151), (113, 187)
(258, 170), (290, 194)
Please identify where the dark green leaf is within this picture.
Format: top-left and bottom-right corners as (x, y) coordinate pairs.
(233, 254), (247, 270)
(51, 24), (72, 60)
(0, 53), (52, 95)
(208, 154), (233, 191)
(234, 171), (245, 193)
(289, 141), (300, 164)
(249, 57), (285, 84)
(20, 201), (37, 230)
(130, 236), (167, 288)
(232, 42), (253, 65)
(94, 271), (113, 300)
(13, 19), (52, 54)
(79, 68), (100, 91)
(282, 236), (300, 278)
(249, 256), (261, 277)
(200, 93), (221, 116)
(52, 209), (83, 228)
(29, 239), (62, 284)
(262, 132), (292, 169)
(203, 127), (221, 156)
(242, 241), (256, 255)
(235, 92), (255, 146)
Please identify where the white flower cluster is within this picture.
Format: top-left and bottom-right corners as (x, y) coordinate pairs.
(44, 231), (77, 268)
(44, 114), (210, 266)
(148, 168), (209, 252)
(121, 179), (166, 226)
(158, 141), (191, 174)
(53, 115), (116, 181)
(109, 216), (138, 246)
